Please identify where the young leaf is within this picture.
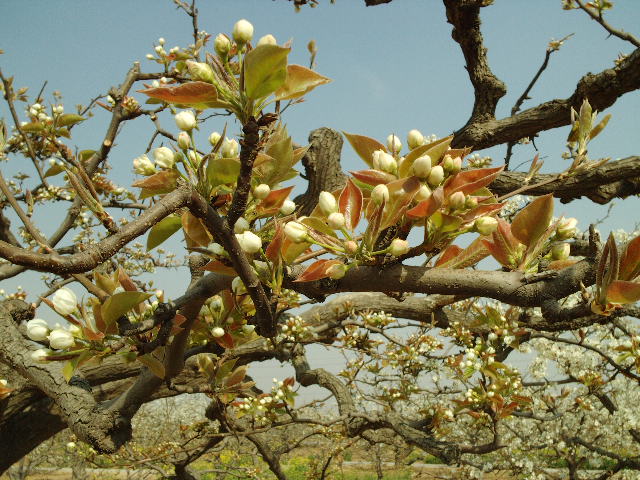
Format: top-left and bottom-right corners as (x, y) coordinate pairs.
(445, 166), (505, 197)
(201, 260), (237, 276)
(606, 280), (640, 305)
(619, 235), (640, 281)
(339, 179), (363, 230)
(132, 170), (179, 199)
(406, 187), (444, 220)
(182, 211), (212, 248)
(435, 236), (489, 269)
(147, 215), (182, 251)
(343, 132), (387, 168)
(275, 64), (331, 101)
(510, 194), (554, 248)
(207, 158), (241, 187)
(350, 169), (395, 186)
(138, 81), (228, 109)
(243, 44), (290, 100)
(398, 135), (453, 178)
(57, 114), (85, 127)
(294, 259), (343, 282)
(101, 291), (153, 326)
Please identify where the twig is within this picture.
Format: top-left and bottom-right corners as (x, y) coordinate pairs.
(504, 34), (574, 169)
(574, 0), (640, 47)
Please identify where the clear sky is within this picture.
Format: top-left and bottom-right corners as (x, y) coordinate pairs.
(1, 1), (639, 395)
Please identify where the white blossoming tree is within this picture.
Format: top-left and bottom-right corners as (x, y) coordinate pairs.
(1, 1), (640, 479)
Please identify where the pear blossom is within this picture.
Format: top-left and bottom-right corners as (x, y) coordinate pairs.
(371, 184), (390, 204)
(48, 328), (75, 350)
(235, 231), (262, 254)
(52, 288), (77, 316)
(327, 212), (346, 230)
(257, 34), (277, 46)
(133, 155), (155, 176)
(407, 129), (424, 149)
(386, 134), (402, 153)
(389, 239), (410, 257)
(253, 184), (271, 200)
(26, 319), (50, 341)
(233, 19), (254, 44)
(221, 138), (239, 158)
(212, 327), (225, 338)
(280, 198), (296, 215)
(214, 34), (231, 57)
(412, 155), (432, 178)
(153, 146), (175, 169)
(174, 110), (197, 131)
(284, 221), (308, 243)
(318, 191), (338, 215)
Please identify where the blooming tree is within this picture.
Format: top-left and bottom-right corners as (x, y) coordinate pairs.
(1, 1), (640, 479)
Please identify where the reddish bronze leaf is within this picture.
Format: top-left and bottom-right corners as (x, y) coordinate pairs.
(511, 193), (554, 248)
(350, 169), (395, 186)
(201, 260), (237, 276)
(339, 179), (363, 230)
(138, 81), (226, 109)
(445, 166), (504, 197)
(619, 235), (640, 281)
(406, 187), (444, 220)
(293, 259), (343, 282)
(182, 211), (212, 248)
(343, 132), (387, 168)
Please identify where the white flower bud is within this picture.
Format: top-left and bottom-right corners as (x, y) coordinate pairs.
(234, 217), (250, 234)
(48, 328), (75, 350)
(327, 212), (346, 230)
(214, 34), (231, 57)
(257, 34), (277, 46)
(451, 156), (462, 174)
(221, 138), (239, 158)
(233, 19), (254, 45)
(212, 327), (225, 338)
(371, 184), (390, 205)
(318, 191), (338, 215)
(427, 165), (445, 186)
(407, 129), (424, 150)
(154, 45), (165, 55)
(327, 263), (348, 280)
(284, 221), (308, 243)
(146, 54), (155, 60)
(185, 60), (215, 83)
(389, 238), (410, 257)
(232, 277), (246, 294)
(26, 319), (50, 341)
(153, 146), (175, 169)
(412, 155), (432, 178)
(374, 151), (396, 174)
(475, 216), (498, 236)
(442, 154), (455, 172)
(488, 332), (498, 341)
(174, 110), (197, 131)
(177, 131), (191, 150)
(133, 154), (156, 176)
(52, 288), (77, 316)
(208, 243), (225, 256)
(235, 231), (262, 254)
(243, 324), (256, 334)
(449, 191), (466, 210)
(253, 184), (271, 200)
(556, 217), (578, 240)
(551, 242), (571, 261)
(280, 198), (296, 215)
(209, 131), (222, 147)
(414, 184), (432, 202)
(158, 37), (165, 45)
(386, 134), (402, 153)
(31, 348), (51, 362)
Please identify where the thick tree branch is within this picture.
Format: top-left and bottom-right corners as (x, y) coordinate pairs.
(490, 155), (640, 204)
(287, 259), (595, 310)
(294, 127), (346, 216)
(0, 186), (193, 274)
(452, 46), (640, 150)
(444, 0), (507, 123)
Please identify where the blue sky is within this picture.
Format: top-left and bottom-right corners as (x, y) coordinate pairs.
(1, 1), (639, 393)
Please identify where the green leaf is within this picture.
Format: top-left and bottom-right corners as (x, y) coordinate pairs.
(137, 354), (166, 379)
(57, 113), (85, 127)
(243, 44), (290, 101)
(275, 64), (331, 101)
(147, 215), (182, 251)
(21, 122), (44, 133)
(398, 135), (453, 178)
(511, 194), (554, 247)
(62, 360), (76, 383)
(44, 163), (64, 178)
(101, 291), (153, 326)
(207, 158), (241, 187)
